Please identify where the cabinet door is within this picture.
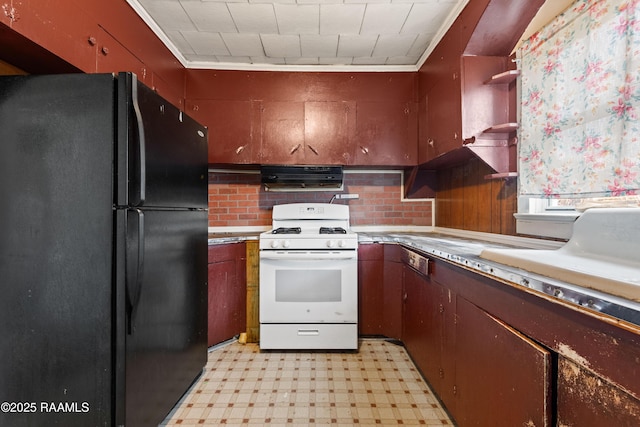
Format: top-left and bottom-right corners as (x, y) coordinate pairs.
(260, 101), (305, 164)
(9, 0), (98, 72)
(358, 244), (385, 336)
(304, 101), (355, 165)
(455, 296), (552, 427)
(187, 100), (257, 164)
(557, 356), (640, 426)
(354, 102), (417, 166)
(382, 245), (403, 340)
(95, 27), (149, 87)
(426, 71), (462, 157)
(402, 266), (427, 366)
(150, 72), (184, 111)
(207, 243), (247, 347)
(403, 263), (455, 412)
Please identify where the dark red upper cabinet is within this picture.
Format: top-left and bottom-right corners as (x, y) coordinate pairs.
(259, 100), (355, 165)
(304, 101), (355, 165)
(354, 101), (417, 166)
(259, 101), (306, 165)
(187, 99), (259, 164)
(418, 0), (546, 173)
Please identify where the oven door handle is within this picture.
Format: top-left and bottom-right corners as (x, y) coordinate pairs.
(260, 251), (357, 261)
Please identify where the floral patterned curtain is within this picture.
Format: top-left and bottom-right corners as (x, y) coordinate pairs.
(518, 0), (640, 198)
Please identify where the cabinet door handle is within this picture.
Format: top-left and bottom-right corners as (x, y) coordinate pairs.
(235, 145), (246, 154)
(290, 144), (301, 154)
(307, 145), (319, 155)
(360, 145), (369, 154)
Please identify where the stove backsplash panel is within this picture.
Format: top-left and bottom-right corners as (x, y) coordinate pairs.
(208, 171), (432, 228)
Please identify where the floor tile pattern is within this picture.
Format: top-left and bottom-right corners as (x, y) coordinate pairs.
(161, 339), (452, 426)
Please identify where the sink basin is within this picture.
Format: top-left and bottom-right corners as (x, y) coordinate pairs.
(480, 208), (640, 302)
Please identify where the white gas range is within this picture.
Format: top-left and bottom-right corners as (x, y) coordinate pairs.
(259, 203), (358, 350)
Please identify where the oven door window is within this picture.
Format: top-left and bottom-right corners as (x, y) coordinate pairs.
(276, 270), (341, 302)
(259, 256), (357, 323)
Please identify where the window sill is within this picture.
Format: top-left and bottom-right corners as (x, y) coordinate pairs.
(514, 212), (581, 240)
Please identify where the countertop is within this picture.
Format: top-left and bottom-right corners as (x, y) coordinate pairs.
(208, 229), (640, 327)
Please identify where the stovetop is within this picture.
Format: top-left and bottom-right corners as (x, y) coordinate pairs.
(271, 226), (348, 235)
(261, 203), (357, 250)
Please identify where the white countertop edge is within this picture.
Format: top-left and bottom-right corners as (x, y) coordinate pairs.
(209, 226), (270, 234)
(433, 227), (565, 250)
(351, 225), (435, 233)
(208, 225), (565, 250)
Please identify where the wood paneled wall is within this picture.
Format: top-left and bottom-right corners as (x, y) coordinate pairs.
(436, 157), (517, 235)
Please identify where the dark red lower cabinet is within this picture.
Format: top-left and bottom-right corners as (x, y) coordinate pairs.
(207, 243), (246, 347)
(557, 356), (640, 426)
(455, 296), (552, 426)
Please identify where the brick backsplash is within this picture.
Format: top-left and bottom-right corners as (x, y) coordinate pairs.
(208, 170), (433, 228)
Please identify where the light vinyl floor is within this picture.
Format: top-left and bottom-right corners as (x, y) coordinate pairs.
(161, 339), (453, 426)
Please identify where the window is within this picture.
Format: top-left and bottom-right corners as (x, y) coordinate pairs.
(515, 0), (640, 238)
(518, 0), (640, 199)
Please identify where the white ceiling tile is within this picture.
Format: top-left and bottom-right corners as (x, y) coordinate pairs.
(181, 31), (230, 56)
(407, 32), (433, 56)
(386, 55), (420, 65)
(251, 56), (287, 64)
(216, 56), (253, 63)
(352, 56), (388, 65)
(184, 54), (219, 62)
(221, 33), (265, 56)
(337, 34), (378, 57)
(319, 57), (353, 65)
(373, 34), (416, 57)
(361, 3), (412, 35)
(345, 0), (388, 3)
(139, 0), (196, 32)
(181, 1), (236, 32)
(227, 3), (278, 33)
(402, 3), (452, 34)
(275, 4), (319, 34)
(301, 35), (338, 57)
(320, 4), (366, 36)
(166, 31), (195, 55)
(299, 0), (342, 4)
(286, 57), (319, 65)
(392, 0), (440, 3)
(261, 34), (301, 58)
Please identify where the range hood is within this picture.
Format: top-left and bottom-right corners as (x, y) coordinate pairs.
(261, 165), (343, 191)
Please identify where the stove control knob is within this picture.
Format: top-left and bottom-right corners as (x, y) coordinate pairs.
(270, 240), (280, 248)
(338, 240), (346, 248)
(282, 240), (291, 248)
(327, 240), (336, 248)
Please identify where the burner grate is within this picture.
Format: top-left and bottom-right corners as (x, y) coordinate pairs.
(272, 227), (302, 234)
(319, 227), (347, 234)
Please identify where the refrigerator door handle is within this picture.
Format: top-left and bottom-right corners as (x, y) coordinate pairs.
(131, 75), (146, 206)
(126, 208), (145, 334)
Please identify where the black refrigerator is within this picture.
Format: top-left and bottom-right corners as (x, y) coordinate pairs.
(0, 72), (208, 426)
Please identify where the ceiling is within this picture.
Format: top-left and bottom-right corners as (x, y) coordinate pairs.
(127, 0), (469, 72)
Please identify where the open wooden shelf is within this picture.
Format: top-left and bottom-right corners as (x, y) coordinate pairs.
(484, 172), (518, 180)
(482, 122), (519, 134)
(484, 70), (520, 85)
